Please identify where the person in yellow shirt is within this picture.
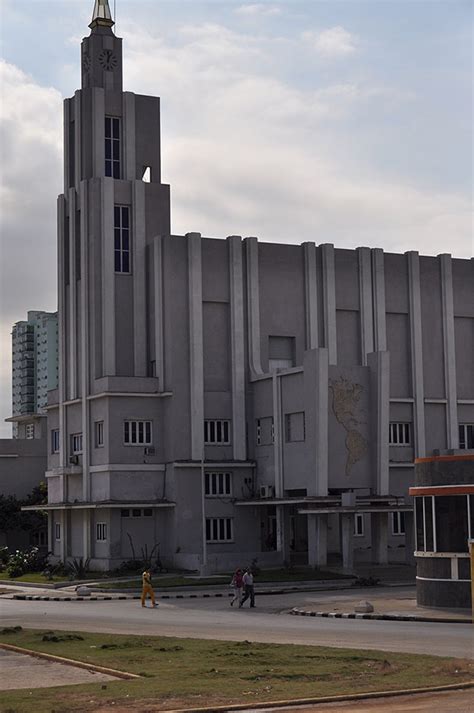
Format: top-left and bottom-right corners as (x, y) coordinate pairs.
(141, 569), (157, 608)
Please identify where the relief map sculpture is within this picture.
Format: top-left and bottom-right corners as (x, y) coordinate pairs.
(329, 376), (368, 475)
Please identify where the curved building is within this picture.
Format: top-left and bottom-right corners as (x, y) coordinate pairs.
(409, 453), (474, 609)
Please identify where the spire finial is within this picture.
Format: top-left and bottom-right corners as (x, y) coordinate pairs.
(89, 0), (114, 30)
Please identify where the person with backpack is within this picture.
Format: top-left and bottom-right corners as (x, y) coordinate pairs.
(230, 567), (244, 606)
(239, 567), (255, 608)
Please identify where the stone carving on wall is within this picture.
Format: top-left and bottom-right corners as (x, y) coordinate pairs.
(329, 376), (368, 475)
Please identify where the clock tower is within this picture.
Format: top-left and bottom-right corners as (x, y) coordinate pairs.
(81, 0), (123, 92)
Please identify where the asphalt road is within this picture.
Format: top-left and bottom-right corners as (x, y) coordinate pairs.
(1, 591), (472, 659)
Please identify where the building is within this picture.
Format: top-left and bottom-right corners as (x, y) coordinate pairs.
(11, 311), (58, 438)
(38, 1), (474, 572)
(410, 453), (474, 609)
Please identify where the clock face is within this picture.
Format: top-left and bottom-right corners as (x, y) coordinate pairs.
(82, 53), (91, 73)
(98, 49), (118, 71)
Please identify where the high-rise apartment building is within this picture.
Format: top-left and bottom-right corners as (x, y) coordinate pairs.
(11, 311), (58, 438)
(38, 1), (473, 573)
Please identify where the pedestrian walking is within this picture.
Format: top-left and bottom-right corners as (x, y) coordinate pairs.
(141, 568), (157, 608)
(239, 567), (255, 608)
(230, 567), (244, 606)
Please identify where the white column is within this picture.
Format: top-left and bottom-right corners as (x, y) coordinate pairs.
(303, 242), (319, 350)
(92, 87), (105, 178)
(228, 236), (246, 460)
(82, 510), (91, 561)
(372, 248), (387, 351)
(307, 514), (328, 567)
(341, 514), (354, 571)
(102, 177), (116, 375)
(133, 180), (147, 376)
(439, 254), (458, 448)
(357, 247), (374, 365)
(59, 510), (67, 562)
(404, 510), (415, 565)
(371, 512), (388, 564)
(153, 236), (165, 390)
(123, 92), (136, 181)
(406, 251), (426, 457)
(321, 243), (337, 365)
(367, 351), (390, 495)
(276, 505), (291, 561)
(245, 237), (264, 377)
(188, 233), (204, 461)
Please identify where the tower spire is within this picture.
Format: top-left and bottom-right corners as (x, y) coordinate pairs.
(89, 0), (114, 30)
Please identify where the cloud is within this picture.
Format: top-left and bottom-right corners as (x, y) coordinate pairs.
(303, 26), (358, 58)
(235, 4), (281, 17)
(0, 60), (61, 436)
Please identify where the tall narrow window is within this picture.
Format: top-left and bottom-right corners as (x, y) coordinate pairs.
(105, 116), (120, 178)
(114, 206), (131, 273)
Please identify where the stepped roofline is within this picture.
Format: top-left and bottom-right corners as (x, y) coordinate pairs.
(89, 0), (114, 30)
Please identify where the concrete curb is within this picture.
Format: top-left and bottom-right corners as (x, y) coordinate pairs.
(290, 607), (471, 624)
(0, 642), (140, 680)
(166, 682), (474, 712)
(11, 584), (355, 602)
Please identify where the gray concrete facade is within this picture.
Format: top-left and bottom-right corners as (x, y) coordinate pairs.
(43, 3), (474, 572)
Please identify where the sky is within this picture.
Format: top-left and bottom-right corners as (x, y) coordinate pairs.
(0, 0), (472, 437)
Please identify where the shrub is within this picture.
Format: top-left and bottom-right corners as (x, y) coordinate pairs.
(67, 557), (91, 580)
(6, 547), (49, 578)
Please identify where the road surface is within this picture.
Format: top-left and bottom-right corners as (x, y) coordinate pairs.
(1, 591), (472, 659)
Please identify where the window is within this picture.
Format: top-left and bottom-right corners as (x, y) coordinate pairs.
(205, 472), (232, 497)
(51, 429), (60, 453)
(204, 419), (230, 445)
(55, 523), (61, 541)
(132, 508), (141, 518)
(105, 116), (120, 178)
(143, 508), (153, 517)
(459, 424), (474, 450)
(268, 336), (295, 372)
(96, 523), (107, 541)
(26, 424), (34, 440)
(435, 495), (468, 553)
(389, 422), (411, 446)
(391, 511), (405, 536)
(206, 517), (233, 543)
(256, 420), (262, 446)
(120, 509), (130, 518)
(124, 420), (152, 445)
(256, 417), (274, 446)
(354, 513), (364, 537)
(285, 412), (305, 442)
(95, 421), (104, 448)
(71, 433), (83, 454)
(114, 206), (131, 273)
(415, 496), (435, 552)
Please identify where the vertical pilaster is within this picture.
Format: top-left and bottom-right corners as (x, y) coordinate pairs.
(245, 237), (264, 377)
(74, 90), (82, 189)
(153, 236), (165, 390)
(304, 348), (329, 496)
(406, 251), (426, 457)
(272, 373), (283, 497)
(92, 88), (105, 178)
(68, 187), (77, 400)
(303, 242), (318, 350)
(102, 177), (116, 375)
(372, 248), (387, 351)
(82, 510), (91, 561)
(404, 510), (415, 565)
(307, 514), (328, 567)
(357, 247), (374, 365)
(321, 243), (337, 365)
(133, 181), (147, 376)
(59, 510), (67, 562)
(368, 351), (390, 495)
(439, 254), (458, 448)
(123, 92), (136, 181)
(188, 233), (204, 461)
(57, 196), (67, 468)
(228, 236), (246, 460)
(63, 100), (70, 192)
(276, 505), (291, 561)
(80, 181), (90, 502)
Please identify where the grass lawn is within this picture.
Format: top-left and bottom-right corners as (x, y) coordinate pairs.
(0, 627), (472, 712)
(98, 567), (352, 590)
(0, 572), (67, 584)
